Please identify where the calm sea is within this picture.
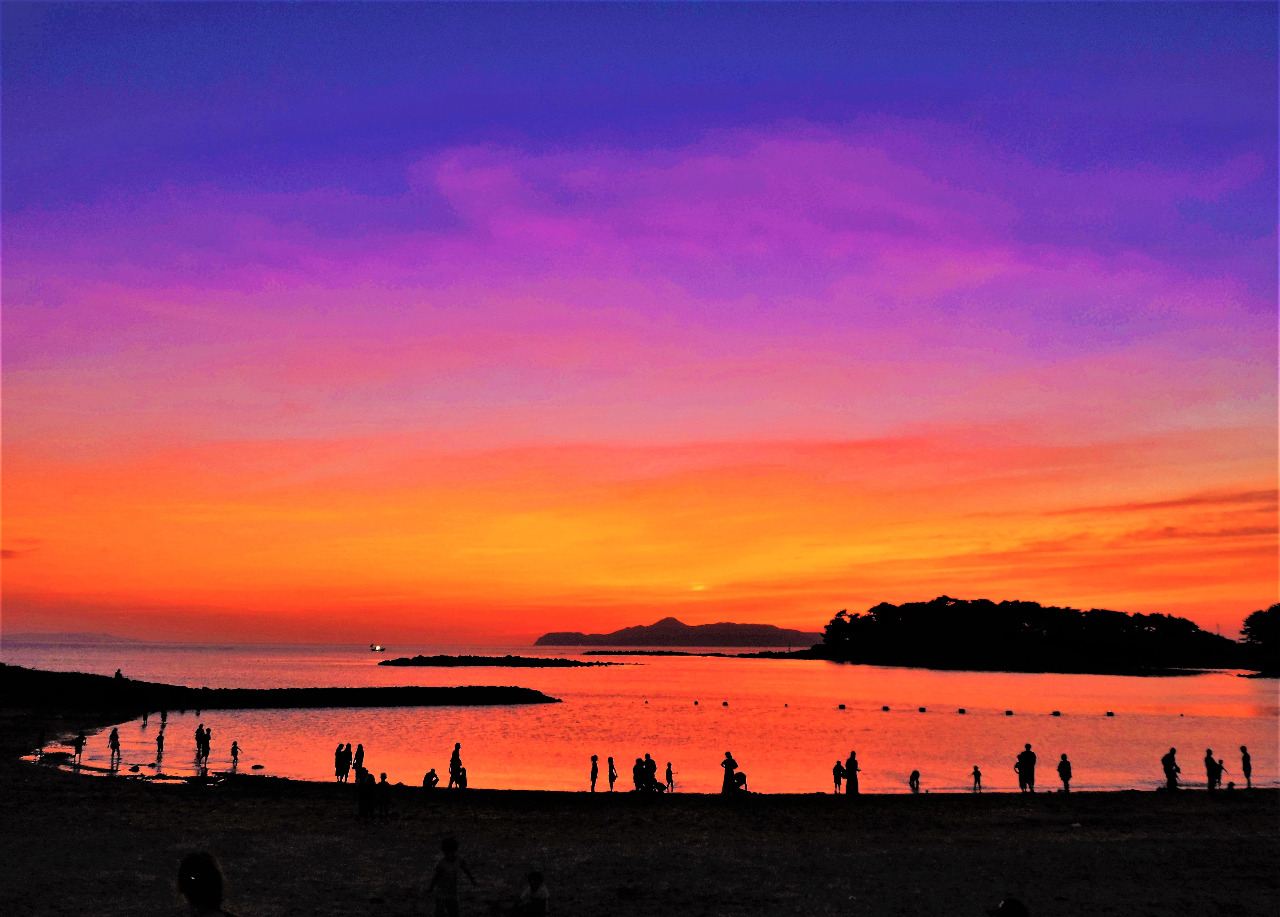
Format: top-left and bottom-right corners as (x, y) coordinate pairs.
(4, 641), (1276, 794)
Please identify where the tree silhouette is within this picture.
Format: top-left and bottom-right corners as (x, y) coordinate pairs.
(1240, 603), (1279, 675)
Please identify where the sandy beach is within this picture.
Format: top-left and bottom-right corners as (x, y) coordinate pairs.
(2, 700), (1276, 917)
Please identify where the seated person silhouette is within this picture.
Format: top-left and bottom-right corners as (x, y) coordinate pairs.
(423, 768), (440, 789)
(178, 851), (239, 916)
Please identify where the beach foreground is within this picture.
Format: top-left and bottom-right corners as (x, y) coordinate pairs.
(2, 744), (1275, 916)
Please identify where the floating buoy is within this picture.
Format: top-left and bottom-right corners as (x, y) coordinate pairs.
(958, 708), (966, 714)
(694, 701), (699, 705)
(784, 703), (788, 707)
(251, 764), (264, 769)
(918, 707), (926, 713)
(1106, 711), (1115, 717)
(644, 700), (648, 704)
(722, 701), (728, 706)
(129, 765), (140, 772)
(838, 704), (846, 709)
(1051, 711), (1061, 717)
(882, 705), (890, 711)
(1005, 710), (1014, 716)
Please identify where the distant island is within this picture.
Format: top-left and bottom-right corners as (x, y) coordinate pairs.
(815, 596), (1267, 675)
(378, 654), (619, 668)
(2, 631), (150, 645)
(535, 617), (822, 647)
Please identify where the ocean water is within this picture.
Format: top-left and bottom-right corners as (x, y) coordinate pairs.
(5, 641), (1276, 793)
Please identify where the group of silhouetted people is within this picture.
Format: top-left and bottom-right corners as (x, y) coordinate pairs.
(721, 751), (749, 793)
(194, 724), (214, 765)
(625, 753), (672, 792)
(334, 742), (364, 783)
(832, 751), (859, 794)
(1161, 745), (1251, 791)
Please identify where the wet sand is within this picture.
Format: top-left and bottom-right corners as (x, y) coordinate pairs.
(2, 707), (1276, 917)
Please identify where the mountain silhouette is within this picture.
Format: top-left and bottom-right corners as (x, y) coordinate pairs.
(535, 617), (822, 647)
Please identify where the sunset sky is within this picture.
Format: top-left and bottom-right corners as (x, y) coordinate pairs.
(2, 3), (1276, 643)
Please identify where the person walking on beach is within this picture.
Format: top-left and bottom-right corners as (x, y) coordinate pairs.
(108, 727), (121, 766)
(666, 761), (675, 792)
(230, 741), (240, 769)
(845, 751), (860, 796)
(720, 751), (738, 794)
(833, 760), (845, 794)
(448, 743), (463, 789)
(428, 836), (477, 917)
(590, 755), (599, 792)
(1015, 744), (1037, 792)
(1240, 746), (1252, 789)
(971, 765), (982, 792)
(1057, 754), (1072, 793)
(72, 731), (86, 764)
(1204, 749), (1217, 790)
(908, 770), (921, 794)
(1162, 748), (1180, 790)
(607, 757), (617, 791)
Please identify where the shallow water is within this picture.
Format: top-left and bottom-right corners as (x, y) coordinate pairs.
(6, 641), (1276, 793)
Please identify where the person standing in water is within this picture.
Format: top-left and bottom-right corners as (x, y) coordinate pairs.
(845, 751), (860, 796)
(230, 741), (240, 769)
(108, 728), (121, 766)
(1240, 746), (1252, 789)
(590, 755), (598, 792)
(607, 756), (617, 792)
(1057, 754), (1072, 793)
(156, 731), (165, 760)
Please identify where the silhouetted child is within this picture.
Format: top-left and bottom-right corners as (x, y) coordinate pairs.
(1057, 754), (1071, 792)
(72, 732), (86, 764)
(607, 757), (617, 791)
(377, 772), (391, 818)
(108, 727), (121, 764)
(1240, 746), (1252, 789)
(665, 762), (674, 792)
(908, 770), (920, 794)
(429, 836), (477, 917)
(517, 870), (548, 916)
(458, 766), (468, 789)
(178, 851), (240, 916)
(972, 765), (982, 792)
(833, 760), (845, 794)
(590, 755), (598, 792)
(230, 742), (240, 768)
(424, 768), (440, 789)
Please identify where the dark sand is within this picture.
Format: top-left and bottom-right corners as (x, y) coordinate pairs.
(2, 696), (1276, 915)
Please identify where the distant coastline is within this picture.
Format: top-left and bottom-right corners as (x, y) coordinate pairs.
(378, 654), (620, 668)
(535, 617), (822, 647)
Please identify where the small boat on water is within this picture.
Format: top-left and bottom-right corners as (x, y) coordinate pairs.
(369, 644), (386, 652)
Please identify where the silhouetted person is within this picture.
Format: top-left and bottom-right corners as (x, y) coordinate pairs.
(342, 743), (353, 782)
(1240, 746), (1252, 789)
(517, 870), (548, 917)
(1057, 754), (1071, 793)
(195, 725), (205, 762)
(666, 761), (674, 792)
(457, 766), (468, 789)
(428, 836), (476, 917)
(423, 768), (439, 789)
(972, 765), (982, 792)
(1015, 744), (1036, 792)
(142, 711), (148, 727)
(833, 760), (845, 794)
(376, 773), (391, 818)
(987, 897), (1029, 917)
(632, 757), (644, 792)
(357, 770), (376, 820)
(607, 757), (617, 791)
(720, 752), (738, 794)
(156, 732), (165, 759)
(1162, 748), (1180, 790)
(643, 753), (658, 791)
(845, 752), (860, 795)
(230, 741), (240, 770)
(178, 851), (240, 916)
(354, 743), (365, 773)
(108, 727), (121, 765)
(908, 770), (920, 794)
(335, 744), (345, 782)
(449, 743), (462, 788)
(160, 709), (168, 725)
(72, 731), (86, 764)
(589, 755), (599, 792)
(1204, 748), (1216, 790)
(114, 668), (123, 680)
